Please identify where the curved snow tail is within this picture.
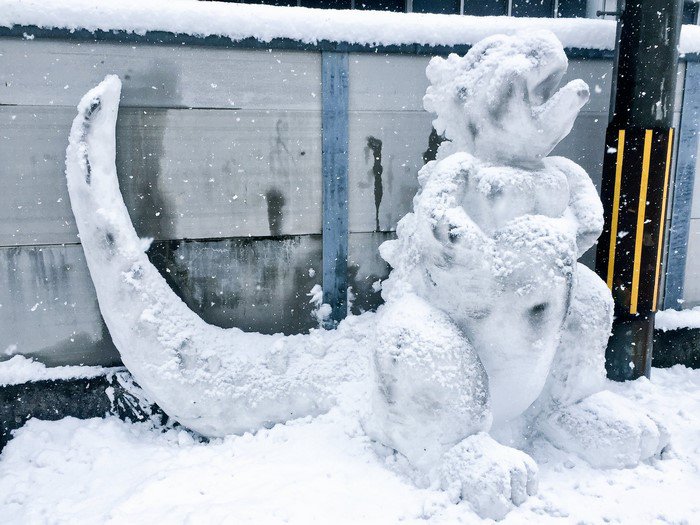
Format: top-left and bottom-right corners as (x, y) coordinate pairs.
(65, 76), (338, 436)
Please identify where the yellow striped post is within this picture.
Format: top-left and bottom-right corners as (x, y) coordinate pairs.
(595, 127), (676, 379)
(630, 130), (653, 314)
(606, 129), (625, 290)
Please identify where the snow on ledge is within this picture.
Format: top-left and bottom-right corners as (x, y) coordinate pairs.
(4, 1), (700, 54)
(0, 0), (619, 50)
(0, 355), (120, 386)
(655, 307), (700, 332)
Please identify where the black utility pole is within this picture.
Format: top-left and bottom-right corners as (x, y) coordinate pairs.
(596, 0), (683, 380)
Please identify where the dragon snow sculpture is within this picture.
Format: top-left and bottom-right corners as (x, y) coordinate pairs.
(66, 31), (668, 519)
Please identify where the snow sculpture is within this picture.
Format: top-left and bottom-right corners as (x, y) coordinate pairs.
(65, 31), (668, 520)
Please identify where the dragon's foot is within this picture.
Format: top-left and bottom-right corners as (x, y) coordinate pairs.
(540, 390), (669, 469)
(440, 432), (538, 520)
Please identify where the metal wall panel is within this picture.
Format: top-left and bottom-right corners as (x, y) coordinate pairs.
(664, 61), (697, 308)
(563, 59), (612, 115)
(0, 39), (322, 110)
(0, 38), (619, 366)
(2, 51), (610, 245)
(348, 231), (392, 314)
(349, 54), (430, 112)
(348, 53), (432, 235)
(348, 110), (433, 233)
(0, 244), (119, 366)
(690, 137), (700, 219)
(551, 113), (607, 191)
(0, 232), (390, 365)
(1, 106), (322, 245)
(682, 218), (700, 307)
(346, 55), (611, 237)
(553, 60), (611, 196)
(348, 55), (612, 114)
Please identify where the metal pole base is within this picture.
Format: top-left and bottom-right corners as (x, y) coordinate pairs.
(605, 312), (654, 381)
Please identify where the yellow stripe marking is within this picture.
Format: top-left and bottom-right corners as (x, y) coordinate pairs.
(631, 129), (654, 315)
(653, 128), (674, 311)
(607, 129), (626, 290)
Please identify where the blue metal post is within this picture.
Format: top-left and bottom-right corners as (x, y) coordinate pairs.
(664, 61), (700, 309)
(321, 51), (349, 327)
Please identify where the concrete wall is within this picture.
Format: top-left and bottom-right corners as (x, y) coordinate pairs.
(1, 35), (685, 366)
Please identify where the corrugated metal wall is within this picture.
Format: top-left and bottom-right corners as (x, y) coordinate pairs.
(682, 61), (700, 306)
(0, 35), (694, 366)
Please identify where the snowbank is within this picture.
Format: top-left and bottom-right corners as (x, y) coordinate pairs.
(1, 366), (698, 523)
(0, 355), (115, 386)
(0, 0), (617, 50)
(656, 307), (700, 331)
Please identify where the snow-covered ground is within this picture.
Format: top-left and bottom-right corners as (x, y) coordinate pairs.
(1, 365), (698, 524)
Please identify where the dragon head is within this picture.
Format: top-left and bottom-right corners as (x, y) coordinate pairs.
(424, 30), (589, 167)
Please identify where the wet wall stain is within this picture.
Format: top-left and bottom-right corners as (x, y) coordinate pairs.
(266, 118), (298, 237)
(147, 236), (321, 335)
(116, 64), (180, 241)
(1, 235), (394, 365)
(1, 246), (120, 367)
(422, 128), (446, 164)
(265, 188), (286, 237)
(365, 136), (384, 232)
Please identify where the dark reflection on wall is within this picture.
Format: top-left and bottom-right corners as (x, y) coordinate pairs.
(236, 0), (299, 5)
(300, 0), (352, 9)
(511, 0), (554, 18)
(463, 0), (507, 16)
(147, 236), (321, 335)
(145, 233), (391, 335)
(355, 0), (405, 11)
(412, 0), (459, 14)
(557, 0), (586, 18)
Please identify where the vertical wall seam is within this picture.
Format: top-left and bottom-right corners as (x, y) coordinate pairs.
(664, 61), (700, 309)
(321, 51), (350, 327)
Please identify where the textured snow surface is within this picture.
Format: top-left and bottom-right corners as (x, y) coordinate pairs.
(0, 355), (115, 386)
(656, 307), (700, 331)
(1, 366), (698, 524)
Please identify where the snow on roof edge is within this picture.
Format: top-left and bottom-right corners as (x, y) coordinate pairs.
(0, 0), (619, 51)
(5, 1), (700, 55)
